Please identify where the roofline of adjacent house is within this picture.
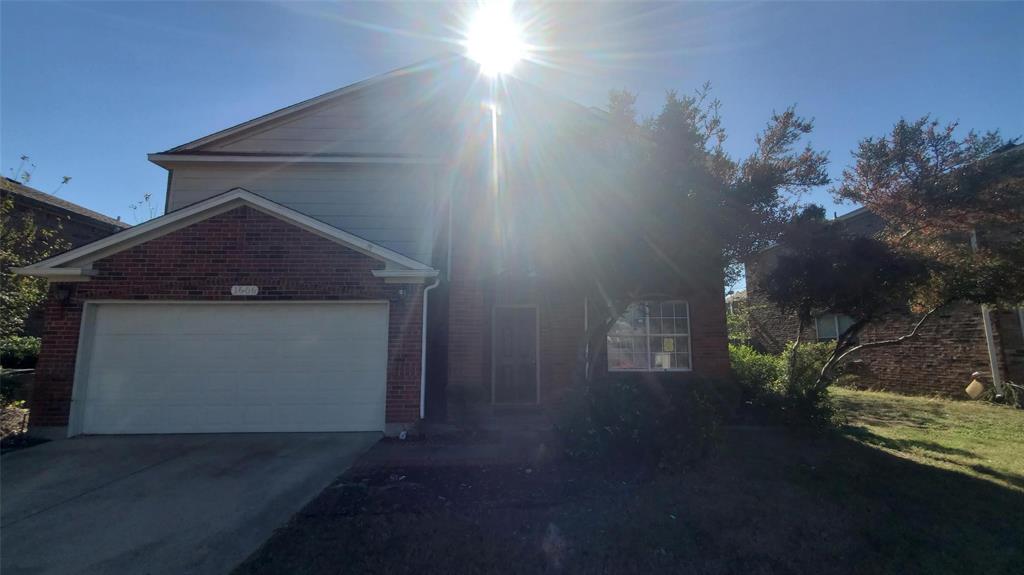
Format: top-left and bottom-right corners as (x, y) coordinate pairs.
(1, 177), (130, 229)
(835, 205), (870, 221)
(746, 205), (871, 260)
(15, 188), (436, 278)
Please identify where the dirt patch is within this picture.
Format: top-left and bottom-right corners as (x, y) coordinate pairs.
(2, 404), (29, 437)
(2, 404), (49, 454)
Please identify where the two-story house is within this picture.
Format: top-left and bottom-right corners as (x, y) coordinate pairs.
(17, 56), (730, 439)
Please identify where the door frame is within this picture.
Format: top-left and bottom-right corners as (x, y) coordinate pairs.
(68, 299), (390, 437)
(490, 304), (541, 405)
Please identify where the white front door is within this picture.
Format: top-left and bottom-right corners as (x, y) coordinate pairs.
(72, 302), (388, 434)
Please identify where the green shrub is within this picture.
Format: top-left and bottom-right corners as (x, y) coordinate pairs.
(1, 336), (41, 369)
(556, 374), (721, 471)
(729, 344), (783, 399)
(729, 342), (839, 428)
(779, 341), (838, 428)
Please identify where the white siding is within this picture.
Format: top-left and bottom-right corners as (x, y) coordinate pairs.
(207, 85), (451, 156)
(167, 163), (439, 265)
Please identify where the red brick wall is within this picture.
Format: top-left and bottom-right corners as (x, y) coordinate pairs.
(31, 206), (423, 429)
(745, 250), (1010, 397)
(445, 272), (733, 417)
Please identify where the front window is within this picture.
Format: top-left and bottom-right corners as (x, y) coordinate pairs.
(608, 301), (691, 371)
(815, 313), (856, 341)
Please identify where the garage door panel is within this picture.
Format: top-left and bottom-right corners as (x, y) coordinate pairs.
(77, 303), (389, 434)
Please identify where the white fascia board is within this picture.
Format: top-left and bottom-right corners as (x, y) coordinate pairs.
(16, 188), (436, 274)
(372, 269), (440, 284)
(11, 267), (97, 279)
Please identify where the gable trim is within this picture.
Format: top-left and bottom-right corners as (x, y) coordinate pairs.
(14, 188), (436, 279)
(161, 56), (453, 154)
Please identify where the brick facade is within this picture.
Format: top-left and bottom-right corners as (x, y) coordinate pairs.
(31, 206), (423, 430)
(445, 273), (733, 417)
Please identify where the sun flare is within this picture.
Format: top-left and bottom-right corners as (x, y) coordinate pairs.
(464, 1), (526, 76)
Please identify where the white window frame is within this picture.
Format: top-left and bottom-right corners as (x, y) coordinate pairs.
(608, 300), (692, 372)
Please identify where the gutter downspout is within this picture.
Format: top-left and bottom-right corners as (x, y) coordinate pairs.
(971, 230), (1005, 396)
(420, 277), (442, 420)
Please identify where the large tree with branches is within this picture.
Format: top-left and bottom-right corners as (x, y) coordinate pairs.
(762, 117), (1023, 390)
(570, 87), (829, 381)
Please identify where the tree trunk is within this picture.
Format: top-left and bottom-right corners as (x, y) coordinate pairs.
(571, 298), (624, 387)
(787, 316), (804, 388)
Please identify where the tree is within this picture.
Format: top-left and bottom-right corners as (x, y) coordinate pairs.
(573, 87), (829, 381)
(761, 117), (1023, 390)
(0, 193), (70, 349)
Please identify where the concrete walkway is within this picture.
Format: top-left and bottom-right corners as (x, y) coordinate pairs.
(1, 433), (378, 575)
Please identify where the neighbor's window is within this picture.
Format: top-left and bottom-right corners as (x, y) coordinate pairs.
(607, 301), (691, 371)
(815, 313), (856, 341)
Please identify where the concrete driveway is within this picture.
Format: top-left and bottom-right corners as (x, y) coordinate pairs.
(1, 433), (379, 575)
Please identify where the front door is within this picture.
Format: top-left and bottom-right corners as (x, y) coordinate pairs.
(492, 306), (539, 404)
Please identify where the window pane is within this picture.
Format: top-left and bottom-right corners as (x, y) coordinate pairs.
(651, 351), (691, 370)
(608, 301), (692, 371)
(837, 314), (856, 336)
(610, 303), (647, 336)
(673, 316), (690, 335)
(608, 335), (648, 370)
(815, 314), (838, 340)
(649, 317), (664, 334)
(649, 336), (689, 370)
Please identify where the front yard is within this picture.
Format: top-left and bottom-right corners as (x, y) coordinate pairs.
(235, 389), (1024, 575)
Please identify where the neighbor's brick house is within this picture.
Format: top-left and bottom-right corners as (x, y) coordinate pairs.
(19, 56), (730, 438)
(744, 207), (1024, 397)
(2, 176), (129, 337)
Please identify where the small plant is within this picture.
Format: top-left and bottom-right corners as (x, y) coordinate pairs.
(556, 374), (722, 471)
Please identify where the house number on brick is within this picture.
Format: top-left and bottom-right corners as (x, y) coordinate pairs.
(230, 285), (259, 296)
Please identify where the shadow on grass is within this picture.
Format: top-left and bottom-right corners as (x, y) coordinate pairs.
(842, 425), (978, 458)
(967, 463), (1024, 491)
(233, 428), (1024, 575)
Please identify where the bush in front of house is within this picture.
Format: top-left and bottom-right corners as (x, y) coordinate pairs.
(1, 336), (40, 370)
(556, 374), (722, 471)
(729, 344), (783, 399)
(730, 342), (839, 428)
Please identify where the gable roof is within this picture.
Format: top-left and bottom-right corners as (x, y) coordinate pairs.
(154, 56), (456, 157)
(14, 188), (437, 280)
(1, 177), (130, 230)
(149, 53), (614, 164)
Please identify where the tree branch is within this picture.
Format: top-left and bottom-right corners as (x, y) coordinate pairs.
(831, 305), (941, 367)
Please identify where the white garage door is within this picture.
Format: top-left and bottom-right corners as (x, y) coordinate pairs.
(73, 302), (389, 434)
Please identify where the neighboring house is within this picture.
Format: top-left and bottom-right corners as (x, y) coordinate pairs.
(745, 207), (1024, 397)
(17, 56), (730, 439)
(1, 177), (130, 337)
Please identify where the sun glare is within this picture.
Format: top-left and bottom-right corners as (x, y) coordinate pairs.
(464, 2), (526, 76)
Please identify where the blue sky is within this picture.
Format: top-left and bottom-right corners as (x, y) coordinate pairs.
(2, 1), (1022, 225)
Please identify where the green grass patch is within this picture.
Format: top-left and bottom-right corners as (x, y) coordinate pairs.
(835, 386), (1024, 491)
